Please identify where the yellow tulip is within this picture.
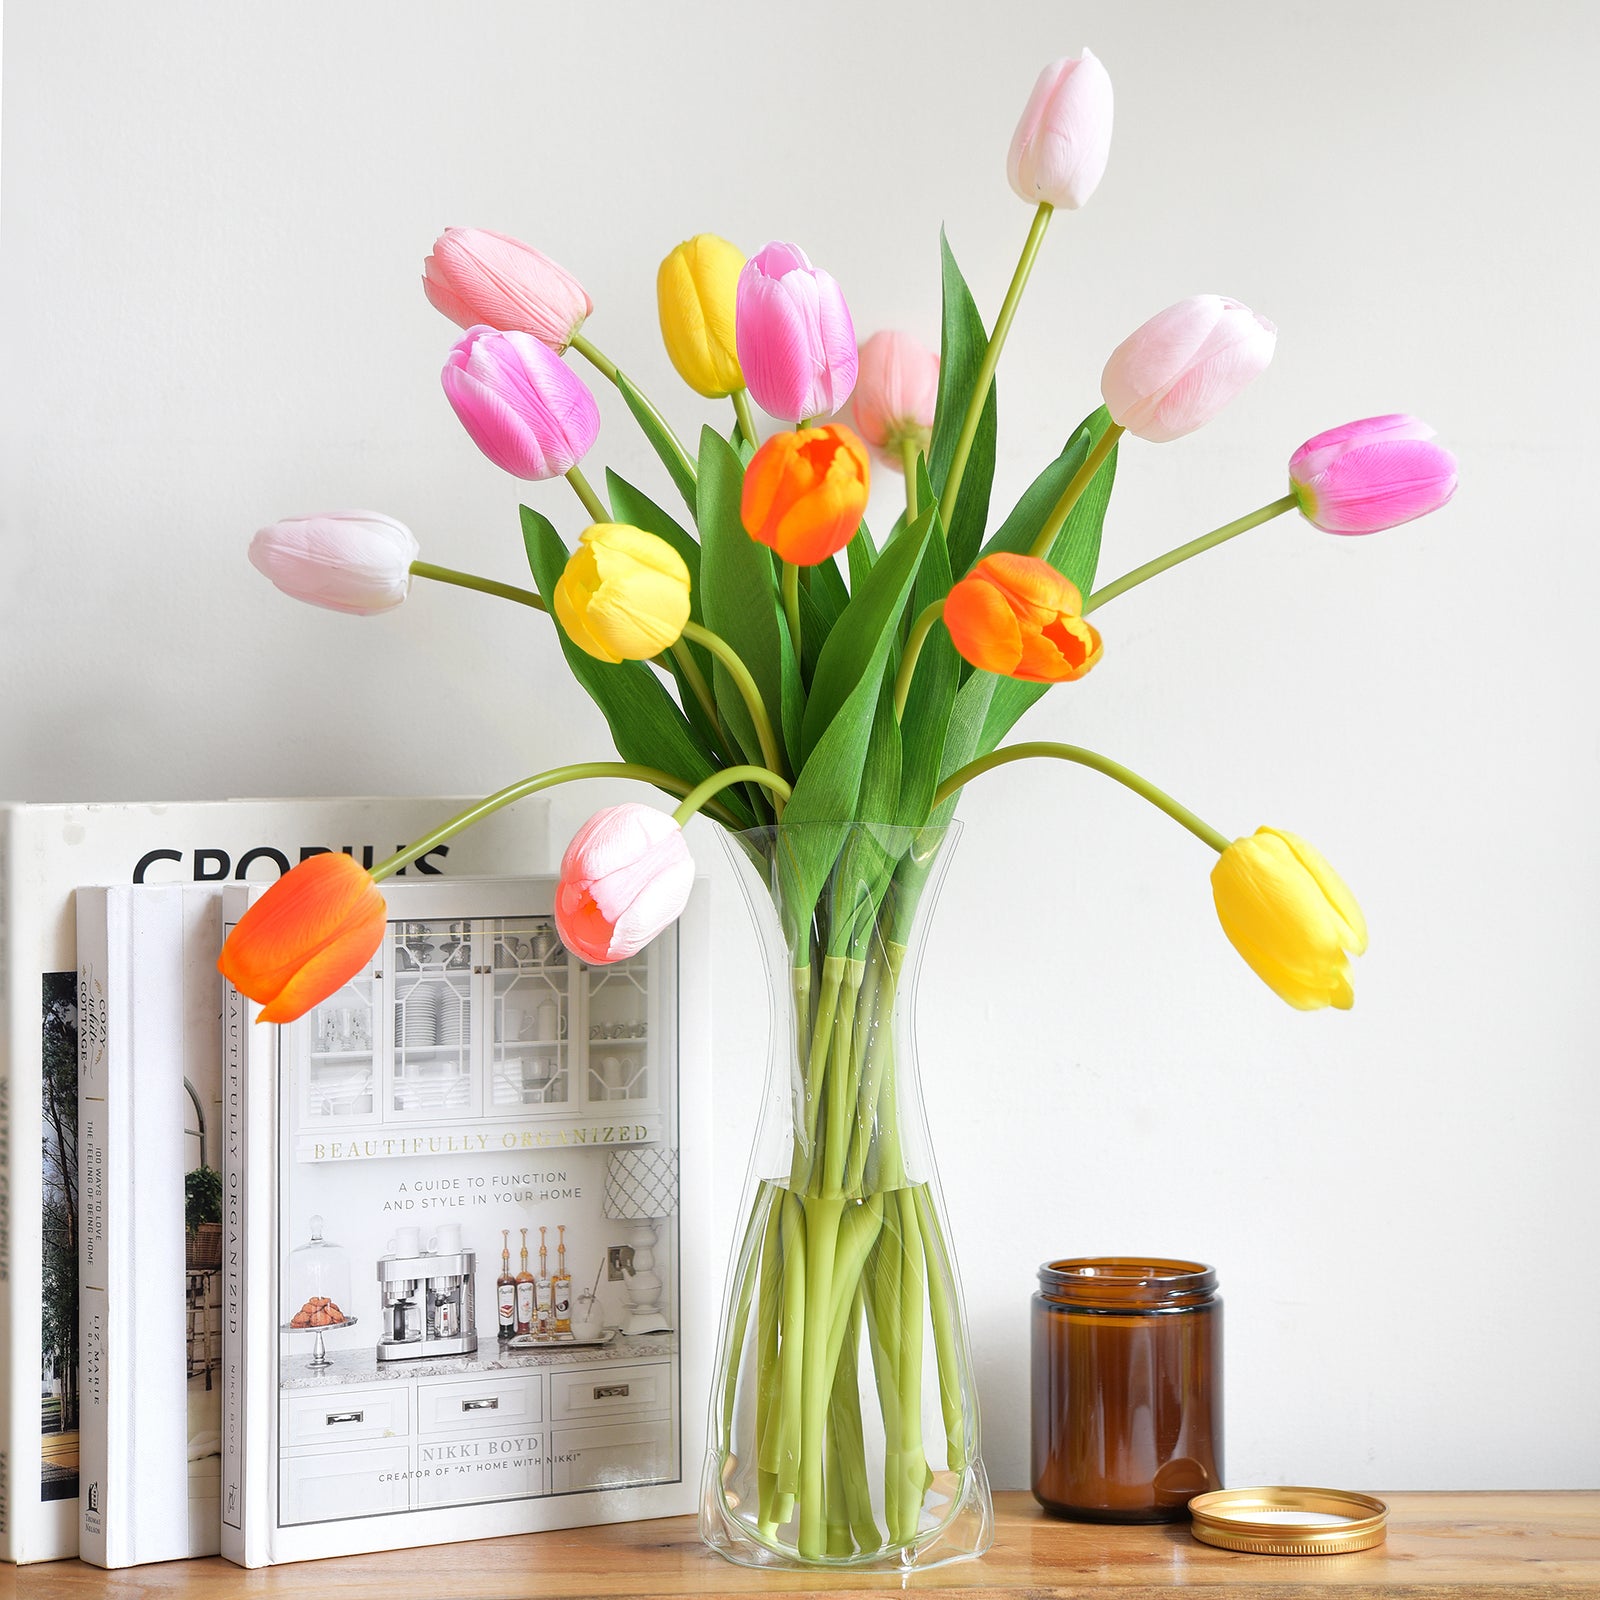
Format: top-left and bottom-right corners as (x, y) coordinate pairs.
(554, 524), (691, 664)
(656, 234), (746, 398)
(1210, 826), (1367, 1010)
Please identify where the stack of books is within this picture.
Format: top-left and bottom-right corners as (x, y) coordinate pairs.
(0, 798), (711, 1569)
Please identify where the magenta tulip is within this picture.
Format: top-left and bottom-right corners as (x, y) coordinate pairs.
(850, 331), (939, 469)
(555, 805), (694, 964)
(1101, 295), (1276, 443)
(441, 326), (600, 480)
(1289, 414), (1458, 535)
(1007, 50), (1114, 211)
(248, 511), (419, 615)
(735, 242), (858, 423)
(423, 227), (592, 351)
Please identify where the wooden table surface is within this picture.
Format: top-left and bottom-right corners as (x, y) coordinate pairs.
(12, 1491), (1598, 1598)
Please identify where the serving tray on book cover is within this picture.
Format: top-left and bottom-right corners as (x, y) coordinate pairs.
(507, 1328), (618, 1351)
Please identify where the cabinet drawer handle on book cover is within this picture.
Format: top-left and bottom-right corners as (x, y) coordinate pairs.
(460, 1397), (500, 1412)
(593, 1384), (630, 1400)
(326, 1410), (365, 1425)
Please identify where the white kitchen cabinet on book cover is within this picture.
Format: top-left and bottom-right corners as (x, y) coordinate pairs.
(0, 795), (551, 1565)
(220, 875), (711, 1567)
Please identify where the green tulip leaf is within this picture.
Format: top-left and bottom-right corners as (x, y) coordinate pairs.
(896, 511), (960, 825)
(616, 369), (698, 516)
(927, 229), (997, 574)
(695, 426), (801, 776)
(520, 505), (751, 825)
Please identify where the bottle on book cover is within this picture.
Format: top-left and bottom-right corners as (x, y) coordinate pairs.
(553, 1224), (573, 1335)
(535, 1226), (554, 1336)
(515, 1228), (535, 1335)
(496, 1229), (517, 1341)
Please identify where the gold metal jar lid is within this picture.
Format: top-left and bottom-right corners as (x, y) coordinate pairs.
(1188, 1486), (1388, 1555)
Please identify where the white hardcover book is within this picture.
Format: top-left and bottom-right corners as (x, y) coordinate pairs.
(0, 796), (550, 1564)
(76, 887), (188, 1568)
(220, 875), (712, 1568)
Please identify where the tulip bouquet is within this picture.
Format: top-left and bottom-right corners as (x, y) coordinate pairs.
(223, 46), (1455, 1570)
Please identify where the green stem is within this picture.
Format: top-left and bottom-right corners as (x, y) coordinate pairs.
(569, 331), (698, 488)
(565, 464), (609, 523)
(732, 388), (760, 450)
(1083, 493), (1299, 614)
(682, 620), (789, 783)
(1026, 422), (1124, 561)
(900, 437), (919, 522)
(892, 600), (946, 722)
(671, 764), (791, 828)
(933, 741), (1231, 853)
(941, 201), (1053, 531)
(369, 761), (731, 882)
(781, 562), (802, 665)
(409, 561), (546, 612)
(668, 641), (722, 743)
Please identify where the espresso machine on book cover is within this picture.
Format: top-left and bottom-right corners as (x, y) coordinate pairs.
(377, 1224), (478, 1361)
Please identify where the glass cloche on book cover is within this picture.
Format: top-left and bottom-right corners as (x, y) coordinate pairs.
(283, 1214), (356, 1367)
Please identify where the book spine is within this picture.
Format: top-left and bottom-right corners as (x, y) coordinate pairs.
(75, 889), (115, 1568)
(221, 886), (275, 1567)
(0, 810), (15, 1561)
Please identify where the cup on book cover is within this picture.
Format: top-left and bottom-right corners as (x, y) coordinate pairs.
(503, 1006), (527, 1043)
(429, 1223), (463, 1254)
(388, 1226), (422, 1256)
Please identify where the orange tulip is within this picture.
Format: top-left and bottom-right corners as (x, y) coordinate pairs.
(944, 553), (1103, 683)
(740, 423), (870, 565)
(217, 851), (387, 1023)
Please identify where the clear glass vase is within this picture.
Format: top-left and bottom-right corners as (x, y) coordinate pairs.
(700, 823), (993, 1571)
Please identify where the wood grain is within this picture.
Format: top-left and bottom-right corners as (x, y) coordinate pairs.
(12, 1491), (1599, 1598)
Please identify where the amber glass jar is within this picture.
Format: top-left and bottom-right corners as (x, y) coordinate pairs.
(1031, 1257), (1222, 1523)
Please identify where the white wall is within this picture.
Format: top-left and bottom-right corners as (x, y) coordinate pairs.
(4, 1), (1597, 1492)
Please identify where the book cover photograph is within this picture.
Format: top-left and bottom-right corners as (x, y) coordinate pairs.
(221, 875), (711, 1567)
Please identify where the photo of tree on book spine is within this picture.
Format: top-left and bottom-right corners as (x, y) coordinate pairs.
(41, 970), (80, 1501)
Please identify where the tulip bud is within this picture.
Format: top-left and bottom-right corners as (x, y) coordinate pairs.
(218, 852), (388, 1023)
(740, 424), (870, 566)
(553, 524), (692, 664)
(850, 331), (939, 469)
(1101, 295), (1276, 443)
(556, 804), (695, 963)
(423, 227), (592, 351)
(944, 553), (1102, 683)
(441, 326), (600, 480)
(1007, 50), (1114, 210)
(657, 234), (746, 398)
(248, 511), (420, 615)
(1210, 827), (1367, 1010)
(735, 242), (858, 423)
(1289, 414), (1458, 535)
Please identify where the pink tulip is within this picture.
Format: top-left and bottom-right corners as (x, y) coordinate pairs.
(850, 331), (939, 469)
(441, 326), (600, 480)
(735, 242), (858, 423)
(423, 227), (592, 351)
(1289, 414), (1458, 535)
(1007, 50), (1114, 210)
(555, 805), (694, 964)
(1101, 295), (1277, 443)
(248, 511), (419, 615)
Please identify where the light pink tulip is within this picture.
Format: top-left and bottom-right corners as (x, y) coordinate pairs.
(423, 227), (592, 351)
(441, 326), (600, 480)
(850, 331), (939, 470)
(1289, 414), (1458, 535)
(1007, 50), (1114, 210)
(555, 805), (694, 964)
(735, 242), (858, 423)
(1101, 295), (1277, 443)
(248, 511), (419, 615)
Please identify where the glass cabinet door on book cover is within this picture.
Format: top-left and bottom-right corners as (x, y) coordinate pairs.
(488, 917), (572, 1116)
(301, 962), (381, 1125)
(584, 949), (655, 1111)
(387, 920), (477, 1121)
